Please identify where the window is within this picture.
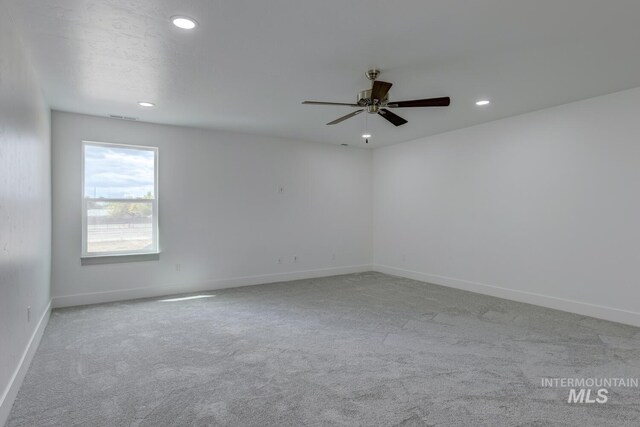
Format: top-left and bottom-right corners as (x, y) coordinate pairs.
(82, 141), (158, 257)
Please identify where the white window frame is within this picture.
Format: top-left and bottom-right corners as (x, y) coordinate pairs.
(81, 141), (159, 258)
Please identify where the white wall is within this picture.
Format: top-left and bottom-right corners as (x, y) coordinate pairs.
(51, 112), (372, 306)
(0, 6), (52, 425)
(374, 87), (640, 326)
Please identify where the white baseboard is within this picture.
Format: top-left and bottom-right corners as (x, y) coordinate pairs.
(0, 300), (52, 427)
(373, 264), (640, 327)
(52, 264), (373, 308)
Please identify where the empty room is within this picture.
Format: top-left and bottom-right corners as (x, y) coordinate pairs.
(2, 0), (640, 425)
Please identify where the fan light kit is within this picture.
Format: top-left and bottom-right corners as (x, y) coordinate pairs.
(476, 100), (491, 106)
(362, 134), (371, 138)
(303, 69), (451, 128)
(138, 101), (155, 107)
(171, 16), (197, 30)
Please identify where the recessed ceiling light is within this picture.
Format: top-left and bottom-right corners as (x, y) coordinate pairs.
(138, 101), (155, 107)
(171, 16), (197, 30)
(362, 134), (372, 138)
(475, 100), (491, 106)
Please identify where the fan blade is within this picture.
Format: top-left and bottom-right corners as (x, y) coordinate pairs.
(326, 109), (364, 125)
(387, 97), (450, 108)
(302, 101), (359, 107)
(378, 109), (408, 126)
(371, 81), (392, 102)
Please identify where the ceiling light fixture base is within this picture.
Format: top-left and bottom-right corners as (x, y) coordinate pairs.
(365, 69), (380, 81)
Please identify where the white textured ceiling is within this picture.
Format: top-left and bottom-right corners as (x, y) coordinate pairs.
(8, 0), (640, 146)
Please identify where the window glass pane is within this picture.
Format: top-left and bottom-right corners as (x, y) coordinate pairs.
(84, 144), (155, 199)
(87, 201), (154, 253)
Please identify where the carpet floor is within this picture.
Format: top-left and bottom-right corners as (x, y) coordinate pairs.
(7, 272), (640, 426)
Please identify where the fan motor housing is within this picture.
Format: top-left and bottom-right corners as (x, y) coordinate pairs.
(358, 89), (388, 112)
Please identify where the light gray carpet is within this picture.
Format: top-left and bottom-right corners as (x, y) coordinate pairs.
(7, 272), (640, 426)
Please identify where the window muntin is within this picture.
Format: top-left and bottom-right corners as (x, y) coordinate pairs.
(82, 142), (158, 257)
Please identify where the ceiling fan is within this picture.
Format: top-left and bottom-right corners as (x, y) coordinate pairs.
(302, 69), (450, 128)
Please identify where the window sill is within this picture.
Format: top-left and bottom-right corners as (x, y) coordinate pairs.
(81, 252), (160, 266)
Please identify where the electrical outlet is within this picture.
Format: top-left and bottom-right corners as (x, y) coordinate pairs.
(27, 306), (31, 323)
(175, 263), (182, 272)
